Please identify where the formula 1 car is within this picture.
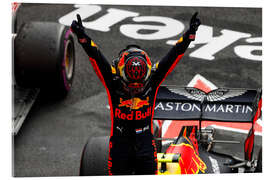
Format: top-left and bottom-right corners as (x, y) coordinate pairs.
(12, 3), (76, 135)
(79, 74), (262, 175)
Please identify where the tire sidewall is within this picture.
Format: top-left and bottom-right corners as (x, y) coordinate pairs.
(57, 28), (75, 96)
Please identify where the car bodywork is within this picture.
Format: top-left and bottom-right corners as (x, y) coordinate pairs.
(153, 74), (262, 174)
(79, 74), (262, 175)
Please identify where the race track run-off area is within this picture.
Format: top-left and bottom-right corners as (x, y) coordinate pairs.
(13, 4), (262, 177)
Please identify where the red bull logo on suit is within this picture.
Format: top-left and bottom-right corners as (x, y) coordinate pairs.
(118, 97), (149, 109)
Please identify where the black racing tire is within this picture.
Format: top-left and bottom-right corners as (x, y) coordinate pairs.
(255, 147), (262, 173)
(80, 136), (110, 176)
(14, 21), (75, 98)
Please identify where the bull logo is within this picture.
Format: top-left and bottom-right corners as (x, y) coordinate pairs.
(166, 126), (207, 174)
(119, 97), (149, 110)
(175, 143), (207, 174)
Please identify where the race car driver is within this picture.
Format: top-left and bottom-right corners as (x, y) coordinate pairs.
(71, 12), (201, 175)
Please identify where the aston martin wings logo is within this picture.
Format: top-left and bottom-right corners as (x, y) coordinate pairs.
(168, 87), (247, 102)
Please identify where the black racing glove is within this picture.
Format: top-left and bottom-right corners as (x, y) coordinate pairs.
(70, 14), (86, 40)
(188, 12), (201, 41)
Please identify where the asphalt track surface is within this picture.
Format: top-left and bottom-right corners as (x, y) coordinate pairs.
(13, 4), (262, 177)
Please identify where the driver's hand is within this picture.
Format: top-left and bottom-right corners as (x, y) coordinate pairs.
(70, 14), (85, 39)
(189, 12), (201, 40)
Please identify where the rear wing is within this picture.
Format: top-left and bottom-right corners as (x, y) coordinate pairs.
(153, 85), (261, 123)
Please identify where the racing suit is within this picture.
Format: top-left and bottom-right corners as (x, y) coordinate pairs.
(76, 30), (193, 175)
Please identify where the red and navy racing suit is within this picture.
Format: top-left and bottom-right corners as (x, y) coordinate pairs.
(78, 31), (192, 175)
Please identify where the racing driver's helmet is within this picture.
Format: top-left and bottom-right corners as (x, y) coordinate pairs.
(116, 45), (152, 95)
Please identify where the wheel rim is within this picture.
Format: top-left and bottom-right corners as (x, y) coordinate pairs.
(64, 40), (74, 80)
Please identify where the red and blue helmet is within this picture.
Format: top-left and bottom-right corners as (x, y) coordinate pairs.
(117, 45), (152, 94)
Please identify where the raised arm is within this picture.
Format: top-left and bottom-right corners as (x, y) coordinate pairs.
(152, 12), (201, 85)
(70, 14), (113, 88)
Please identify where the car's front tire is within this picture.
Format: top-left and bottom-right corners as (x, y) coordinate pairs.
(80, 136), (110, 176)
(14, 21), (75, 99)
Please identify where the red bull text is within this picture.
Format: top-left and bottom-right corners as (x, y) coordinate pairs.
(114, 107), (152, 120)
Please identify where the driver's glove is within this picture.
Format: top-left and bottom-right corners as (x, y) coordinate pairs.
(70, 14), (86, 41)
(188, 12), (201, 41)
